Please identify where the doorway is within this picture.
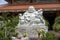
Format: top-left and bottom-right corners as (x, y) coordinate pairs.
(43, 11), (56, 30)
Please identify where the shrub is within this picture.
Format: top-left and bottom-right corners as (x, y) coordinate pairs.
(55, 16), (60, 23)
(53, 16), (60, 31)
(41, 32), (55, 40)
(0, 13), (19, 40)
(53, 24), (60, 31)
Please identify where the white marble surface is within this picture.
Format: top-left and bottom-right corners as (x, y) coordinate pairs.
(21, 37), (30, 40)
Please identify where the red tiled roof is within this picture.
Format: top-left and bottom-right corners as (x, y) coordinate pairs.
(0, 4), (60, 10)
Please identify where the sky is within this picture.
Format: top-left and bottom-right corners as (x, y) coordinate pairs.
(0, 0), (8, 5)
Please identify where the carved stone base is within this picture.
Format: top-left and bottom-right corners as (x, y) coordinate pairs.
(17, 24), (48, 38)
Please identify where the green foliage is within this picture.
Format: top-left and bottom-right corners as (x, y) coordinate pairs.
(43, 17), (49, 26)
(37, 29), (55, 40)
(41, 32), (55, 40)
(55, 16), (60, 23)
(53, 24), (60, 31)
(53, 16), (60, 31)
(46, 32), (55, 40)
(0, 13), (19, 40)
(45, 20), (49, 26)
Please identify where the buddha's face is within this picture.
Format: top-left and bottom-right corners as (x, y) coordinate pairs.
(28, 6), (36, 13)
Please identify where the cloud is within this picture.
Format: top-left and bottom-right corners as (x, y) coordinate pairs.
(0, 0), (8, 5)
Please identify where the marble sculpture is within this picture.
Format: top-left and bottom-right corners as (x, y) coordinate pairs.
(16, 6), (48, 38)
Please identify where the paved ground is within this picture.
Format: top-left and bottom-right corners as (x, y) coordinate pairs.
(49, 31), (60, 37)
(49, 31), (60, 40)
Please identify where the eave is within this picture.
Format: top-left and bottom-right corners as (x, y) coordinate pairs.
(0, 3), (60, 11)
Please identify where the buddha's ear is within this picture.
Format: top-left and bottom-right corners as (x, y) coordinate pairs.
(27, 6), (36, 13)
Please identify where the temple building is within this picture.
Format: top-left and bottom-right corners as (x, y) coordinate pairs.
(0, 0), (60, 30)
(0, 0), (60, 15)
